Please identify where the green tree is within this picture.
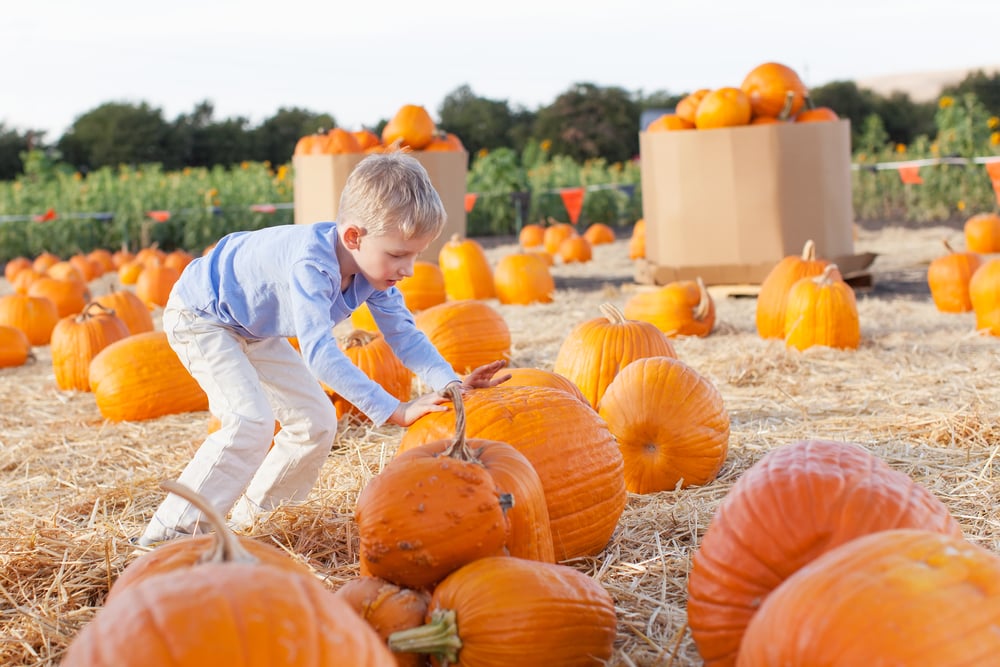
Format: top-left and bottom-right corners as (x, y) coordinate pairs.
(250, 107), (336, 165)
(944, 69), (1000, 117)
(56, 102), (176, 170)
(172, 100), (253, 168)
(0, 125), (45, 180)
(533, 83), (640, 163)
(871, 92), (936, 147)
(437, 85), (529, 157)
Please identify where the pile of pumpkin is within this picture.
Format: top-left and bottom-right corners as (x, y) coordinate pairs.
(293, 104), (465, 156)
(646, 61), (839, 132)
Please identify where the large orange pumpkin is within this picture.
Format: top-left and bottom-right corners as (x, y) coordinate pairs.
(0, 293), (59, 345)
(50, 302), (131, 392)
(686, 439), (963, 667)
(414, 300), (511, 374)
(738, 529), (1000, 666)
(783, 264), (860, 351)
(623, 276), (715, 337)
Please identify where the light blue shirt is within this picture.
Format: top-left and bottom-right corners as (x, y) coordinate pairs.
(171, 222), (460, 425)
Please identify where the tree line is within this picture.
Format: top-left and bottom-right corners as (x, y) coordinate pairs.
(1, 70), (998, 181)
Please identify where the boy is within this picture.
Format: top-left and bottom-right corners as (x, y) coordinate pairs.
(138, 151), (509, 546)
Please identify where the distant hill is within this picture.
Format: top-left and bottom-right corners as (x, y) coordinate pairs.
(854, 64), (1000, 102)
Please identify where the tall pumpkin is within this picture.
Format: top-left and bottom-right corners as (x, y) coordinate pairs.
(927, 239), (981, 313)
(686, 439), (963, 667)
(437, 234), (495, 300)
(553, 302), (676, 409)
(89, 331), (209, 421)
(324, 330), (413, 421)
(755, 239), (837, 339)
(414, 300), (510, 374)
(356, 386), (511, 590)
(738, 529), (1000, 666)
(783, 264), (860, 351)
(400, 385), (627, 561)
(63, 481), (396, 667)
(623, 276), (715, 337)
(388, 557), (617, 665)
(597, 357), (729, 494)
(50, 302), (131, 392)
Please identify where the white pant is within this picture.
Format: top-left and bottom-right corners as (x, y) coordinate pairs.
(140, 295), (337, 545)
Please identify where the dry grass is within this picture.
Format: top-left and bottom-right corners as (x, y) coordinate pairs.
(3, 223), (999, 666)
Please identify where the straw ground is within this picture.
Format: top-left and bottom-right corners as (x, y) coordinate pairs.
(2, 223), (999, 666)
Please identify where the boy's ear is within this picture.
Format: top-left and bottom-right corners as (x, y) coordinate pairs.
(342, 224), (365, 249)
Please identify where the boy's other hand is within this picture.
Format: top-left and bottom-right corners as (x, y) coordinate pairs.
(460, 359), (511, 391)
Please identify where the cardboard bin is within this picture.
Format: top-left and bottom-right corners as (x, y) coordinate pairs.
(637, 119), (874, 285)
(293, 151), (468, 263)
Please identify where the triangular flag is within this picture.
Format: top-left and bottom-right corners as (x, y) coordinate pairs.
(560, 187), (585, 225)
(147, 210), (171, 223)
(32, 207), (57, 223)
(986, 161), (1000, 206)
(898, 165), (923, 185)
(464, 192), (478, 213)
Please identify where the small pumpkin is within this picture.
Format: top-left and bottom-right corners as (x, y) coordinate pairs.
(755, 239), (838, 339)
(493, 252), (555, 305)
(381, 104), (436, 150)
(927, 239), (981, 313)
(0, 324), (31, 368)
(27, 276), (89, 318)
(542, 221), (577, 256)
(557, 235), (593, 263)
(675, 89), (711, 125)
(334, 576), (431, 667)
(582, 222), (616, 245)
(518, 223), (545, 249)
(740, 62), (808, 119)
(50, 302), (131, 392)
(646, 113), (694, 132)
(3, 256), (32, 283)
(135, 261), (180, 309)
(783, 264), (860, 351)
(694, 87), (752, 129)
(629, 218), (646, 259)
(623, 276), (715, 337)
(388, 556), (617, 665)
(324, 127), (363, 154)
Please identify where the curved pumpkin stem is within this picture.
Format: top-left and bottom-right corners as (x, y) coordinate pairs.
(77, 301), (116, 323)
(777, 90), (796, 121)
(341, 329), (377, 349)
(439, 384), (475, 462)
(599, 302), (627, 324)
(813, 263), (841, 286)
(159, 479), (258, 565)
(801, 239), (817, 261)
(387, 608), (462, 664)
(692, 277), (712, 322)
(942, 238), (956, 255)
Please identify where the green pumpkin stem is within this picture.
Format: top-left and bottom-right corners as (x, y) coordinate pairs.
(387, 609), (462, 664)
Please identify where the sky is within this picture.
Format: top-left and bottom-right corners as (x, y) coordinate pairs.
(3, 0), (999, 140)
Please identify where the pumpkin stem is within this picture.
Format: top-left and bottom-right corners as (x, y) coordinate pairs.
(599, 302), (627, 324)
(800, 239), (817, 261)
(439, 384), (477, 463)
(341, 329), (377, 349)
(158, 479), (259, 565)
(691, 277), (711, 322)
(387, 609), (462, 664)
(942, 238), (956, 254)
(77, 301), (116, 323)
(777, 90), (796, 121)
(813, 263), (841, 285)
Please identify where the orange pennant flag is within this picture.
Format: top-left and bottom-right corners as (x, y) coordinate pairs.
(986, 161), (1000, 206)
(32, 207), (57, 223)
(464, 192), (478, 214)
(147, 210), (171, 223)
(560, 187), (585, 225)
(898, 165), (923, 185)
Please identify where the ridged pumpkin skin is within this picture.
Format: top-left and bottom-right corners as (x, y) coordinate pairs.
(755, 239), (837, 339)
(437, 234), (495, 300)
(93, 288), (155, 334)
(89, 331), (208, 421)
(927, 239), (981, 313)
(738, 529), (1000, 666)
(0, 293), (59, 345)
(396, 261), (447, 312)
(335, 576), (431, 667)
(493, 253), (555, 305)
(783, 264), (860, 351)
(553, 302), (676, 409)
(969, 257), (1000, 335)
(623, 277), (715, 337)
(388, 556), (617, 666)
(502, 367), (587, 403)
(50, 303), (131, 392)
(325, 330), (413, 421)
(598, 357), (729, 494)
(414, 300), (511, 374)
(0, 324), (30, 368)
(400, 385), (627, 561)
(686, 439), (963, 667)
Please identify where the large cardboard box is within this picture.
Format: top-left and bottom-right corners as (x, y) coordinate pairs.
(293, 151), (468, 263)
(638, 119), (873, 285)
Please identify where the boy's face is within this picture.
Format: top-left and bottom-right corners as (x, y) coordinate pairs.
(349, 226), (435, 291)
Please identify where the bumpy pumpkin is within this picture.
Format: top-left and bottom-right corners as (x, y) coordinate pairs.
(89, 331), (208, 421)
(927, 239), (981, 313)
(493, 252), (555, 305)
(755, 239), (838, 339)
(335, 576), (431, 667)
(969, 257), (1000, 335)
(598, 357), (729, 494)
(400, 385), (627, 561)
(388, 556), (617, 665)
(0, 293), (59, 345)
(783, 264), (860, 351)
(553, 302), (676, 409)
(738, 529), (1000, 666)
(740, 62), (808, 119)
(686, 439), (963, 667)
(0, 325), (30, 368)
(324, 330), (413, 421)
(396, 260), (446, 312)
(64, 481), (395, 667)
(623, 276), (715, 337)
(414, 300), (511, 374)
(381, 104), (436, 150)
(50, 302), (131, 392)
(437, 234), (495, 300)
(356, 386), (511, 589)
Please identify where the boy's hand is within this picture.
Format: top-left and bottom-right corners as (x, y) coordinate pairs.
(460, 360), (511, 391)
(388, 391), (452, 427)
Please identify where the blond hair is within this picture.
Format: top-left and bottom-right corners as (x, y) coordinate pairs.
(337, 151), (447, 239)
